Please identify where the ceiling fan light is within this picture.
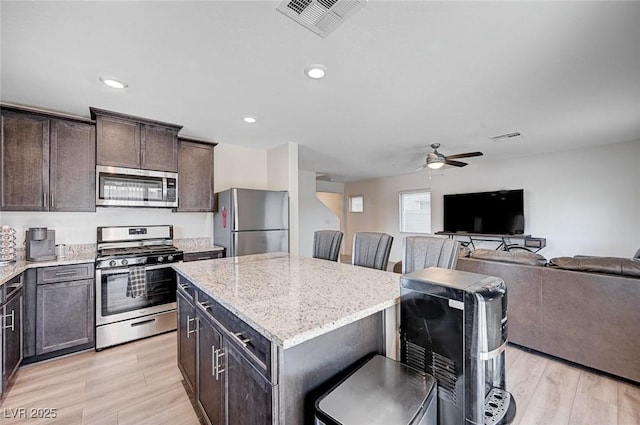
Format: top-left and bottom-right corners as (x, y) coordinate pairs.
(427, 160), (445, 170)
(426, 151), (445, 169)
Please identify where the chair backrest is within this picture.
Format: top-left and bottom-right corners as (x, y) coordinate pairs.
(402, 236), (460, 273)
(352, 232), (394, 271)
(313, 230), (343, 262)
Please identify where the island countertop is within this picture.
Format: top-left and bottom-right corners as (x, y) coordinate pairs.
(172, 253), (401, 349)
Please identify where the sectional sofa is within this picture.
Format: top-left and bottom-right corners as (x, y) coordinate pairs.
(455, 250), (640, 383)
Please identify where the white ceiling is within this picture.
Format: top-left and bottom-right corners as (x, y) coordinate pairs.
(2, 1), (639, 182)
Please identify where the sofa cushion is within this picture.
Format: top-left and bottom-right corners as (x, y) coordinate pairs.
(469, 248), (547, 266)
(549, 256), (640, 277)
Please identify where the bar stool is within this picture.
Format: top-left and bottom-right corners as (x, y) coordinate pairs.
(351, 232), (393, 271)
(313, 230), (343, 262)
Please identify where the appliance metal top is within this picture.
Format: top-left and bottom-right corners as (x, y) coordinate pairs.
(316, 355), (435, 424)
(97, 225), (173, 244)
(401, 267), (505, 295)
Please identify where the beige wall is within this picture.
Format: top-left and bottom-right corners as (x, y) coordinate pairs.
(316, 192), (343, 220)
(298, 172), (342, 258)
(267, 142), (299, 254)
(345, 140), (640, 262)
(214, 143), (268, 191)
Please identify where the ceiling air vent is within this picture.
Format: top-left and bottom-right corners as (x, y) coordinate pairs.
(277, 0), (366, 38)
(490, 131), (524, 143)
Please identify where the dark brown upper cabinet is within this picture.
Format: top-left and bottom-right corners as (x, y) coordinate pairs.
(50, 119), (96, 211)
(177, 138), (216, 212)
(1, 106), (96, 212)
(91, 107), (182, 172)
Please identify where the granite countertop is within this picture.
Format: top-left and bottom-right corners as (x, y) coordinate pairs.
(173, 253), (401, 349)
(0, 249), (96, 286)
(0, 238), (226, 285)
(174, 238), (225, 254)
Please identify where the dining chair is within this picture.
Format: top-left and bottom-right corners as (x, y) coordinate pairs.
(312, 230), (343, 262)
(402, 235), (460, 273)
(351, 232), (394, 271)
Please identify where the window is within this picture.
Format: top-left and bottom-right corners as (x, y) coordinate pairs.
(349, 195), (364, 213)
(399, 190), (431, 233)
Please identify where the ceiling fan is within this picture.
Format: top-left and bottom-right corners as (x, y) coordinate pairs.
(416, 143), (483, 171)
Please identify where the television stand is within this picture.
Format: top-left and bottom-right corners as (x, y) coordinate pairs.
(435, 232), (546, 253)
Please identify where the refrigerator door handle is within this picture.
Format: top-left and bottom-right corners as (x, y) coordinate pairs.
(232, 188), (240, 232)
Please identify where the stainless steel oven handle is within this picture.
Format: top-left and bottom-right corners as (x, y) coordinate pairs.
(98, 263), (176, 276)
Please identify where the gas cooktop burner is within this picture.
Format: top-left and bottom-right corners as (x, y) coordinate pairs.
(95, 225), (184, 269)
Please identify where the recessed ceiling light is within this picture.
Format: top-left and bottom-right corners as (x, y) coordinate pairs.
(242, 116), (257, 124)
(305, 64), (327, 79)
(99, 77), (128, 89)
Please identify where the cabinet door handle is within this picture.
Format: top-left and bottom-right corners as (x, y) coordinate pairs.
(214, 348), (225, 380)
(3, 309), (15, 331)
(186, 315), (196, 337)
(233, 332), (251, 347)
(43, 193), (48, 208)
(50, 192), (55, 209)
(211, 345), (216, 378)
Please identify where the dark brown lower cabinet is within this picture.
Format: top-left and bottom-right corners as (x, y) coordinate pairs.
(177, 282), (275, 425)
(177, 290), (197, 391)
(1, 279), (23, 399)
(225, 340), (273, 425)
(35, 278), (93, 354)
(197, 312), (224, 424)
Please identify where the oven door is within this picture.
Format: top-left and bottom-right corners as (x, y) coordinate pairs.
(95, 263), (177, 326)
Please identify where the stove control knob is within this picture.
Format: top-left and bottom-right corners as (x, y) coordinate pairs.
(109, 260), (117, 267)
(167, 255), (174, 262)
(157, 256), (164, 262)
(122, 259), (128, 266)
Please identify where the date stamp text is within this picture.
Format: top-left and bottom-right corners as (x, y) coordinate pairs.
(3, 408), (58, 419)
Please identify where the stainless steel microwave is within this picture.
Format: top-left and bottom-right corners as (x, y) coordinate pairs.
(96, 165), (178, 208)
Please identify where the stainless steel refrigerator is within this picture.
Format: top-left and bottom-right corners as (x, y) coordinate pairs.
(214, 188), (289, 257)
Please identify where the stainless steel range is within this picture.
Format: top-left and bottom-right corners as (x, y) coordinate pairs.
(95, 225), (183, 350)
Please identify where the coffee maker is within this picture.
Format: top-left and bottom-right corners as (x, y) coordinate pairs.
(400, 267), (516, 425)
(26, 227), (56, 261)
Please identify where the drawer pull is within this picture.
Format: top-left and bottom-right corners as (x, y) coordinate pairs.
(178, 284), (190, 291)
(54, 271), (79, 277)
(198, 301), (209, 310)
(131, 318), (156, 327)
(233, 332), (251, 347)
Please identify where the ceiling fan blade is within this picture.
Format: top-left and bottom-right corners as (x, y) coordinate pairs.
(415, 163), (428, 172)
(446, 151), (483, 160)
(445, 159), (468, 167)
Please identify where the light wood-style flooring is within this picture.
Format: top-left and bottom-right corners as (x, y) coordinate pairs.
(1, 332), (639, 424)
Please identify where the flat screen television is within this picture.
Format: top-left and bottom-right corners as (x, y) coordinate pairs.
(443, 189), (525, 235)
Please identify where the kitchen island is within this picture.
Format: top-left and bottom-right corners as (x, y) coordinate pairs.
(172, 252), (401, 424)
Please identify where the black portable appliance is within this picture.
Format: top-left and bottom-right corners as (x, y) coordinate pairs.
(400, 267), (516, 425)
